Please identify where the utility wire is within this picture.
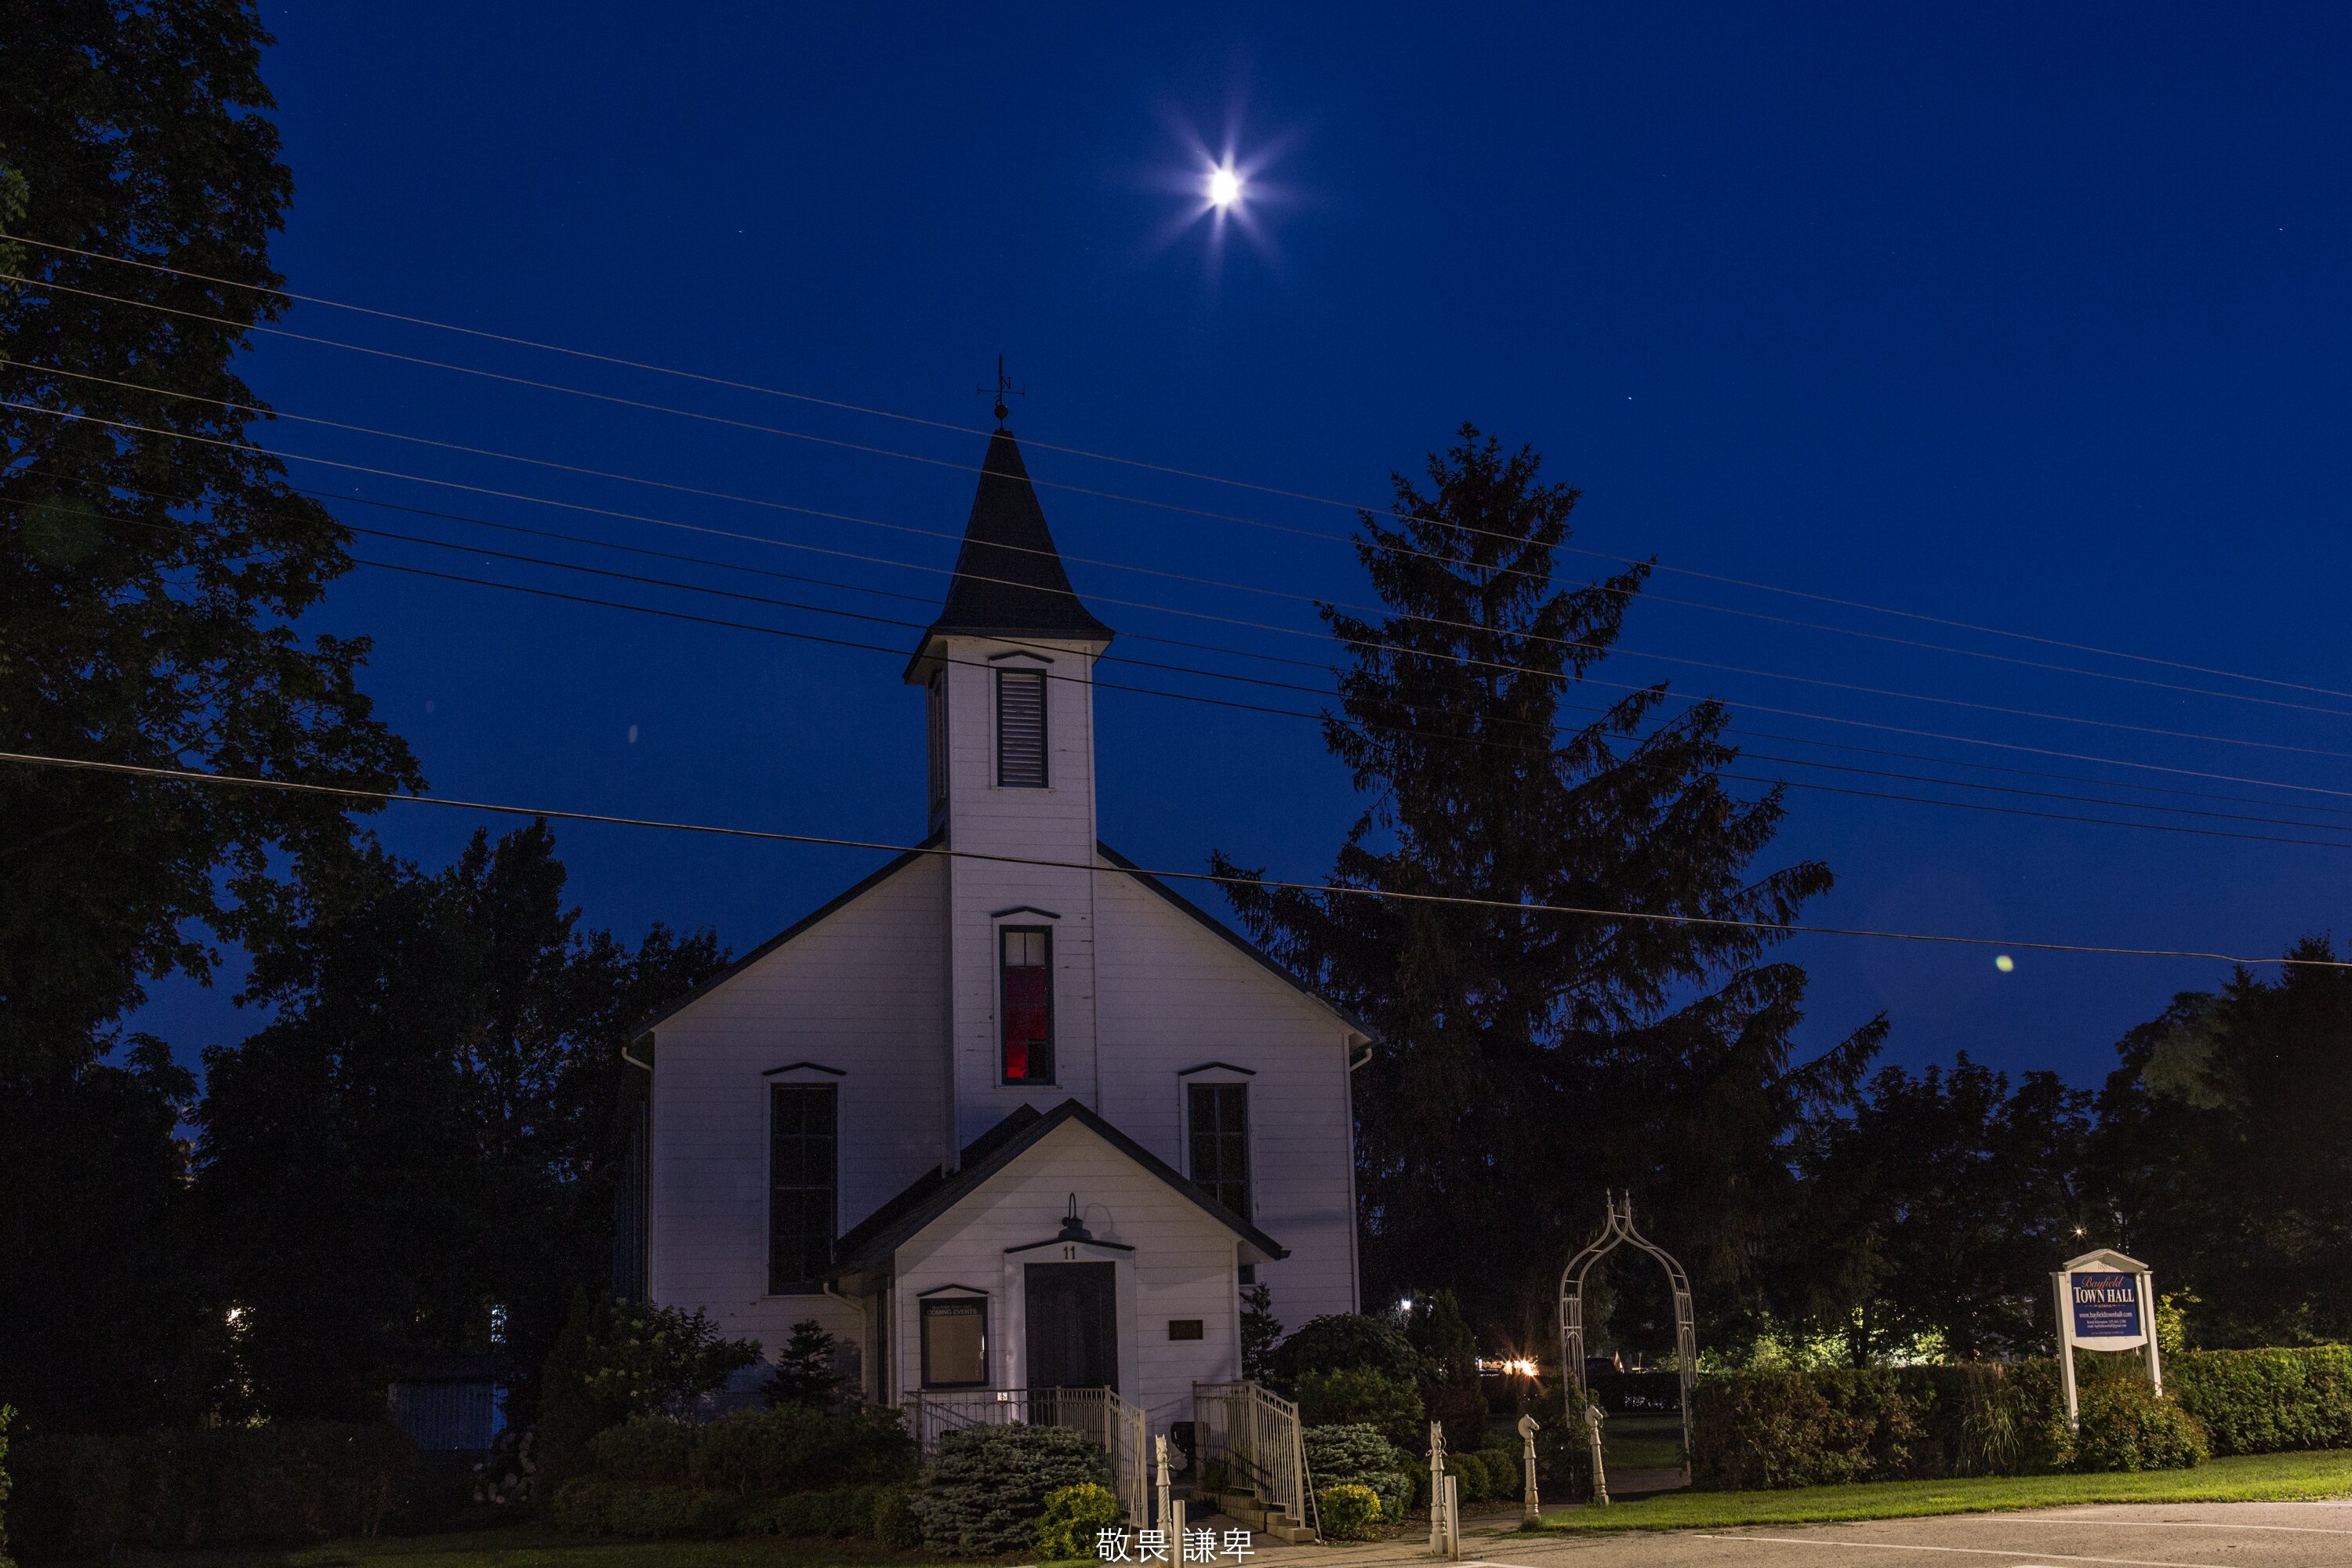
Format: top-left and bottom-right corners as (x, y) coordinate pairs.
(26, 477), (2352, 826)
(11, 233), (2343, 704)
(15, 267), (2352, 719)
(19, 484), (2352, 844)
(6, 746), (2342, 968)
(16, 397), (2352, 807)
(19, 364), (2352, 765)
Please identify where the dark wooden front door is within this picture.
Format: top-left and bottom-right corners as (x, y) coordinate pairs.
(1025, 1261), (1117, 1392)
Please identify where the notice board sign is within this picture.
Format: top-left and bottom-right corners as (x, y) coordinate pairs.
(2052, 1247), (2161, 1429)
(2070, 1272), (2145, 1345)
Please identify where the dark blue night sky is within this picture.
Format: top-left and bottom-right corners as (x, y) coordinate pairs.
(140, 5), (2352, 1090)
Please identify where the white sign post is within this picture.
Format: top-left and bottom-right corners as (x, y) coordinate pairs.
(2050, 1247), (2161, 1429)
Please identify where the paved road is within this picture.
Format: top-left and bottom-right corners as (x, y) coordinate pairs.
(1238, 1501), (2352, 1567)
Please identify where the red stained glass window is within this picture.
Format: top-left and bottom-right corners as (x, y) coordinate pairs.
(1000, 926), (1054, 1083)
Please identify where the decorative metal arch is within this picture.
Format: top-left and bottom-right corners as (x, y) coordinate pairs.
(1559, 1191), (1697, 1480)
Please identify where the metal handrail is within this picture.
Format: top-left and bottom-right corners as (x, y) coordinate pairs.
(1192, 1380), (1318, 1537)
(903, 1385), (1147, 1523)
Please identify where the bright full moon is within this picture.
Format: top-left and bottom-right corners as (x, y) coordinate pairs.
(1207, 165), (1243, 208)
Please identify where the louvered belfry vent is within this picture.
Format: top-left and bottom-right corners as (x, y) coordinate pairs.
(996, 667), (1047, 787)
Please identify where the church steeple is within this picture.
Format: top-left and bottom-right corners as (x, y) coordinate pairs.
(915, 429), (1113, 651)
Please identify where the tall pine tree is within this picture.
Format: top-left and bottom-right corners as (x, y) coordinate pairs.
(1213, 427), (1881, 1351)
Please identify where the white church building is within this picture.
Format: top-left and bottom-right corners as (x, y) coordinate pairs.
(617, 425), (1370, 1471)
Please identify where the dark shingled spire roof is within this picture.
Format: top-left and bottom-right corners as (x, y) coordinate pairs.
(920, 430), (1113, 644)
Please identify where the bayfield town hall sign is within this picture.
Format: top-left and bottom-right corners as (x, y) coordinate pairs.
(2050, 1247), (2162, 1428)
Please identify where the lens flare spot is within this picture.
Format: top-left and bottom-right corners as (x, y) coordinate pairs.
(1994, 954), (2015, 973)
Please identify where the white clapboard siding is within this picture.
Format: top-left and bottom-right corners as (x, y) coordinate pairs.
(1093, 864), (1363, 1323)
(646, 619), (1363, 1378)
(648, 851), (949, 1359)
(893, 1117), (1249, 1427)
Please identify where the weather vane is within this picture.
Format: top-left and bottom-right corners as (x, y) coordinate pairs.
(976, 354), (1024, 430)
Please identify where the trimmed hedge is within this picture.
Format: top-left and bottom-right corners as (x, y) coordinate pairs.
(2170, 1346), (2352, 1457)
(1693, 1348), (2352, 1491)
(2072, 1377), (2208, 1472)
(686, 1405), (916, 1494)
(1693, 1363), (2066, 1490)
(9, 1422), (415, 1560)
(549, 1479), (917, 1542)
(551, 1405), (917, 1542)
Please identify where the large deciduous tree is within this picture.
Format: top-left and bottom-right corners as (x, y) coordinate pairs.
(1, 0), (417, 1085)
(2, 0), (415, 1436)
(1792, 1055), (2092, 1363)
(198, 821), (725, 1421)
(2089, 941), (2352, 1347)
(1212, 428), (1881, 1353)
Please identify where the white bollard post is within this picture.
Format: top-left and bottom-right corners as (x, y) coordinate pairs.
(1442, 1473), (1462, 1560)
(1519, 1412), (1541, 1524)
(1428, 1420), (1446, 1552)
(1586, 1403), (1610, 1507)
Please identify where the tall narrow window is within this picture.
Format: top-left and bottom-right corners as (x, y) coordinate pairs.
(995, 666), (1047, 787)
(769, 1083), (838, 1293)
(1189, 1082), (1250, 1220)
(926, 672), (949, 813)
(1000, 927), (1054, 1083)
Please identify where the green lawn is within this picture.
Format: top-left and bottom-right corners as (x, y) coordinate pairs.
(45, 1527), (965, 1568)
(1515, 1447), (2352, 1534)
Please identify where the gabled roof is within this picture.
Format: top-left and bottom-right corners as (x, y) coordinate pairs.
(828, 1098), (1288, 1277)
(628, 833), (940, 1045)
(624, 830), (1378, 1051)
(2062, 1247), (2151, 1274)
(1095, 840), (1379, 1044)
(916, 430), (1113, 648)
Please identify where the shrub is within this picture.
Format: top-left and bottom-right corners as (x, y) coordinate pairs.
(1477, 1445), (1524, 1503)
(686, 1405), (916, 1494)
(764, 1319), (848, 1410)
(1295, 1367), (1424, 1448)
(1271, 1314), (1422, 1392)
(539, 1289), (762, 1494)
(590, 1415), (695, 1487)
(871, 1483), (922, 1548)
(738, 1483), (908, 1539)
(2170, 1347), (2352, 1457)
(550, 1479), (739, 1538)
(9, 1423), (415, 1559)
(1302, 1424), (1413, 1524)
(1448, 1450), (1490, 1503)
(2071, 1379), (2207, 1473)
(910, 1424), (1114, 1556)
(1316, 1483), (1383, 1541)
(1035, 1482), (1122, 1560)
(1691, 1363), (2073, 1490)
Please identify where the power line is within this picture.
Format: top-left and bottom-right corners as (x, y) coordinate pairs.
(13, 232), (2344, 704)
(20, 364), (2352, 765)
(9, 266), (2341, 715)
(18, 397), (2352, 807)
(19, 483), (2352, 846)
(28, 475), (2352, 829)
(5, 746), (2339, 968)
(329, 553), (2352, 851)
